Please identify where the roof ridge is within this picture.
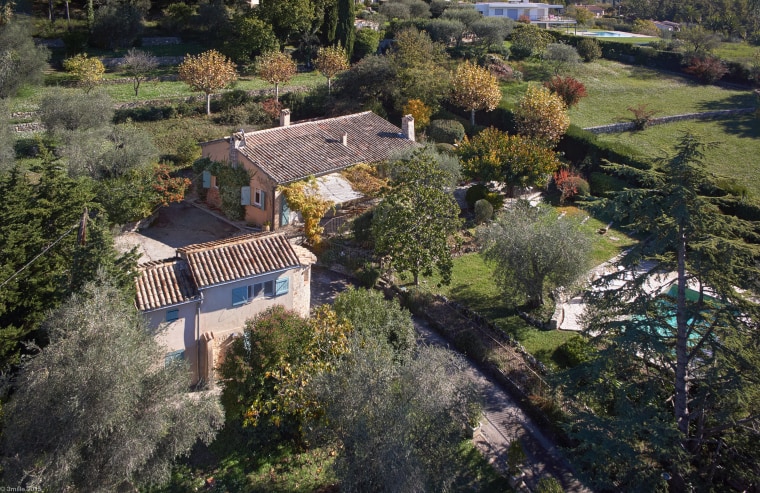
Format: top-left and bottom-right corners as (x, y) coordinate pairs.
(177, 232), (285, 254)
(240, 111), (375, 138)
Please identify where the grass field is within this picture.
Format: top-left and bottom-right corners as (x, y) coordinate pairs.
(597, 114), (760, 197)
(500, 59), (755, 128)
(714, 41), (759, 64)
(8, 71), (325, 111)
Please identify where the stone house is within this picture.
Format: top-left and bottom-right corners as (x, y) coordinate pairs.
(135, 232), (316, 386)
(199, 110), (418, 230)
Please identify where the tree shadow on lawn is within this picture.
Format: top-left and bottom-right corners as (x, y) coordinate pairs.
(706, 112), (760, 139)
(695, 92), (757, 112)
(447, 284), (535, 341)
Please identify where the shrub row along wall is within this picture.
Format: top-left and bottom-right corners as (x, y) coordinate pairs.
(547, 31), (756, 86)
(584, 107), (757, 134)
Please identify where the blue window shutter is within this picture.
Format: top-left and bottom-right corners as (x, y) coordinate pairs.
(260, 191), (266, 210)
(241, 186), (251, 205)
(166, 309), (179, 322)
(202, 170), (211, 188)
(280, 194), (290, 226)
(275, 277), (289, 296)
(232, 286), (248, 306)
(165, 350), (185, 367)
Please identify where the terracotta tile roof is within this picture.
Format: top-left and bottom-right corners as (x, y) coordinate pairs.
(236, 111), (418, 184)
(135, 258), (199, 311)
(177, 233), (302, 288)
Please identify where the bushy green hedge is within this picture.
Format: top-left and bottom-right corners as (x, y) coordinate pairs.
(427, 119), (466, 144)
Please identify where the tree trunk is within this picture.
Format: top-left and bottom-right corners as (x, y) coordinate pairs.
(470, 108), (476, 127)
(674, 221), (690, 436)
(65, 0), (70, 24)
(275, 82), (279, 102)
(327, 77), (332, 95)
(206, 93), (211, 115)
(134, 78), (140, 97)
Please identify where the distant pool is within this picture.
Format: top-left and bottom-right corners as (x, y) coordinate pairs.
(584, 31), (637, 38)
(632, 286), (721, 345)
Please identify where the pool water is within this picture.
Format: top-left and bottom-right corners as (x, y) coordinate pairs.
(587, 31), (636, 37)
(636, 287), (720, 344)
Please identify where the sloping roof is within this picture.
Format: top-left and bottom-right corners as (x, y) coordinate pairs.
(135, 258), (199, 311)
(315, 174), (364, 204)
(177, 233), (302, 288)
(235, 111), (417, 184)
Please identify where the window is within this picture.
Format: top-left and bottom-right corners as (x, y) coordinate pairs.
(494, 8), (503, 15)
(232, 286), (248, 306)
(275, 278), (289, 296)
(165, 349), (185, 367)
(253, 189), (266, 210)
(166, 309), (179, 322)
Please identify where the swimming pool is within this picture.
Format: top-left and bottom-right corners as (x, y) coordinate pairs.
(584, 31), (638, 38)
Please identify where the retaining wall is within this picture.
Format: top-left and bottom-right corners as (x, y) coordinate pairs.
(584, 107), (756, 134)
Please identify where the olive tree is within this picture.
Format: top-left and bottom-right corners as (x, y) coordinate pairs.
(0, 277), (224, 492)
(311, 336), (478, 493)
(0, 19), (50, 99)
(478, 200), (592, 308)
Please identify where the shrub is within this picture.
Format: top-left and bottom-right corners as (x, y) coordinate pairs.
(577, 38), (601, 62)
(465, 183), (489, 208)
(483, 54), (522, 83)
(427, 119), (466, 144)
(435, 143), (457, 154)
(543, 76), (587, 108)
(553, 168), (589, 203)
(217, 105), (249, 125)
(632, 19), (660, 36)
(627, 103), (657, 130)
(544, 42), (580, 73)
(215, 89), (252, 113)
(536, 477), (564, 493)
(555, 335), (593, 368)
(351, 209), (374, 247)
(514, 85), (570, 144)
(684, 55), (728, 84)
(484, 191), (504, 210)
(473, 198), (493, 224)
(356, 263), (381, 288)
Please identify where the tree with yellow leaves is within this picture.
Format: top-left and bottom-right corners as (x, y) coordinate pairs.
(178, 50), (237, 115)
(314, 45), (349, 94)
(63, 53), (105, 93)
(513, 84), (569, 146)
(402, 99), (432, 130)
(256, 50), (297, 101)
(279, 176), (333, 245)
(449, 60), (502, 127)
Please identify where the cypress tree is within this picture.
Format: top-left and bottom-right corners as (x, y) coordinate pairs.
(335, 0), (355, 58)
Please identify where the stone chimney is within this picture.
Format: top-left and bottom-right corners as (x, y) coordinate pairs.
(402, 114), (415, 142)
(341, 132), (348, 147)
(280, 109), (291, 127)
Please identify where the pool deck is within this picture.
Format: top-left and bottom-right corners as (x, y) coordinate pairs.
(554, 259), (684, 332)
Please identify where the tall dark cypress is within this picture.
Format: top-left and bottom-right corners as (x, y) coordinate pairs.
(335, 0), (355, 59)
(320, 0), (338, 46)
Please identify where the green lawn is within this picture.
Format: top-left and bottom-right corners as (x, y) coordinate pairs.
(10, 71), (325, 110)
(596, 115), (760, 197)
(714, 41), (758, 64)
(499, 59), (755, 128)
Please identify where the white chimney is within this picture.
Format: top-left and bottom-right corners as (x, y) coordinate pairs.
(341, 132), (348, 147)
(280, 109), (291, 127)
(402, 114), (415, 142)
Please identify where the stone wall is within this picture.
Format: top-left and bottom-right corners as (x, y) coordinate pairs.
(584, 107), (756, 134)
